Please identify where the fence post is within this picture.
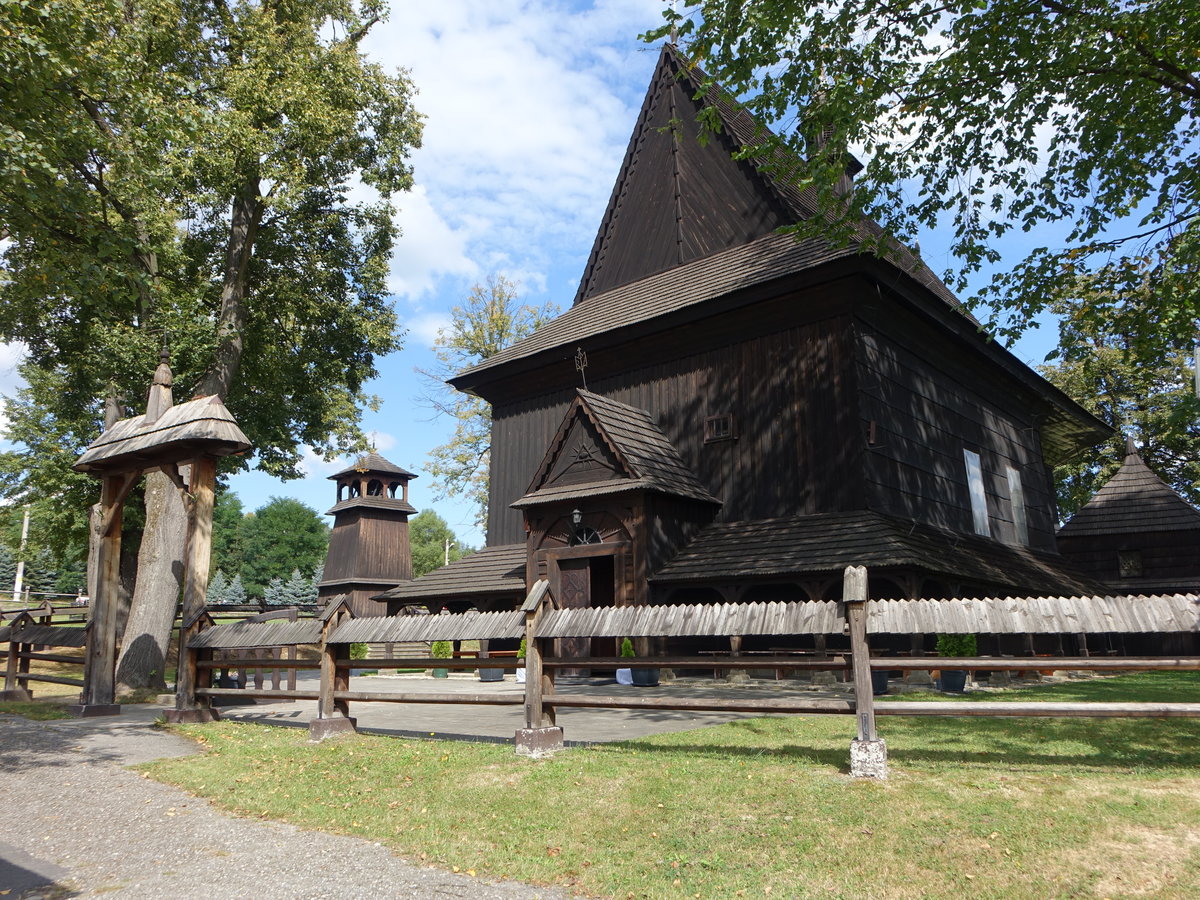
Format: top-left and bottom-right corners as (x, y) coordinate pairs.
(517, 583), (563, 757)
(845, 565), (887, 779)
(311, 601), (357, 741)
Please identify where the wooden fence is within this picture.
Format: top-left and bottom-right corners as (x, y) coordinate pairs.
(161, 574), (1200, 775)
(0, 607), (88, 707)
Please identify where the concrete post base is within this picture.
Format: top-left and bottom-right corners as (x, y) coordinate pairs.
(810, 670), (837, 686)
(988, 670), (1012, 687)
(308, 717), (358, 741)
(163, 708), (220, 724)
(725, 669), (751, 685)
(850, 739), (888, 779)
(658, 668), (677, 683)
(515, 726), (564, 758)
(0, 688), (33, 702)
(68, 703), (122, 718)
(906, 670), (934, 686)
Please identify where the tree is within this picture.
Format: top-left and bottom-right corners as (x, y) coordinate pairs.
(262, 576), (286, 607)
(227, 573), (247, 605)
(654, 2), (1200, 363)
(0, 0), (421, 688)
(408, 509), (471, 577)
(421, 276), (557, 527)
(240, 497), (329, 598)
(206, 569), (231, 605)
(211, 491), (247, 579)
(1039, 282), (1200, 517)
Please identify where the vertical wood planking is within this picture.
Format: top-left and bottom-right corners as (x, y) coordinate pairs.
(844, 565), (877, 742)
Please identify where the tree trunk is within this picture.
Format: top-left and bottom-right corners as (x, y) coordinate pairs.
(114, 470), (187, 693)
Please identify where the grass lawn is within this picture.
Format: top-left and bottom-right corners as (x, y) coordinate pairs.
(140, 672), (1200, 899)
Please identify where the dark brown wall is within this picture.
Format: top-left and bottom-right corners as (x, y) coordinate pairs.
(323, 508), (412, 584)
(1057, 530), (1200, 593)
(488, 290), (862, 545)
(854, 297), (1058, 552)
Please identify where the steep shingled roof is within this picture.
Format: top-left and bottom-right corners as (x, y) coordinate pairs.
(512, 389), (719, 509)
(654, 510), (1102, 597)
(329, 451), (417, 481)
(373, 543), (527, 603)
(1058, 444), (1200, 538)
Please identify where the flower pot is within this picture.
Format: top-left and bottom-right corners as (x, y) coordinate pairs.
(616, 667), (633, 685)
(432, 668), (449, 679)
(871, 669), (890, 695)
(631, 668), (660, 687)
(478, 667), (504, 682)
(938, 669), (968, 693)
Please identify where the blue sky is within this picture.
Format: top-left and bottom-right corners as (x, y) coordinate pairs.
(0, 0), (1061, 550)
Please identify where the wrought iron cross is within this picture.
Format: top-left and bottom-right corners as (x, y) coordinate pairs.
(574, 346), (589, 391)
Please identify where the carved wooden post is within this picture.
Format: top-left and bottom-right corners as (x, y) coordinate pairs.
(517, 581), (563, 757)
(72, 472), (135, 716)
(165, 456), (221, 724)
(845, 565), (887, 778)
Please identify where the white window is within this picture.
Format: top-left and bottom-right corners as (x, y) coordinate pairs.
(1005, 465), (1029, 546)
(963, 449), (990, 536)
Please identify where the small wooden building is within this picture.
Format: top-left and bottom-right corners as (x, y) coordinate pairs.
(1057, 441), (1200, 595)
(377, 44), (1109, 618)
(318, 452), (417, 617)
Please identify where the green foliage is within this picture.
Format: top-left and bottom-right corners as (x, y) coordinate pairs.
(211, 491), (246, 578)
(620, 638), (636, 658)
(206, 569), (231, 605)
(409, 510), (471, 577)
(226, 573), (247, 605)
(430, 640), (453, 660)
(517, 637), (526, 659)
(262, 576), (286, 607)
(240, 497), (329, 598)
(1038, 297), (1200, 518)
(653, 2), (1200, 368)
(421, 276), (558, 528)
(936, 634), (978, 658)
(350, 642), (370, 661)
(0, 0), (423, 532)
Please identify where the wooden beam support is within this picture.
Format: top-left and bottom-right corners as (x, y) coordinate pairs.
(844, 566), (876, 742)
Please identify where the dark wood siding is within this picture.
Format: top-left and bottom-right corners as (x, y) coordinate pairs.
(325, 509), (412, 584)
(488, 299), (863, 545)
(855, 299), (1057, 552)
(1057, 530), (1200, 593)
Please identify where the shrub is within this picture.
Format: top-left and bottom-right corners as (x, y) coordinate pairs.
(349, 642), (369, 661)
(431, 640), (453, 659)
(620, 637), (636, 658)
(935, 634), (978, 657)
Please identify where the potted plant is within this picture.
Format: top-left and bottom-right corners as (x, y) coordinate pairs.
(627, 638), (660, 687)
(616, 637), (635, 685)
(935, 633), (977, 693)
(515, 638), (527, 683)
(478, 643), (504, 682)
(431, 640), (453, 679)
(871, 666), (890, 695)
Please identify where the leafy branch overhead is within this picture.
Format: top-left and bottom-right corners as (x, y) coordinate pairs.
(653, 1), (1199, 362)
(420, 275), (557, 528)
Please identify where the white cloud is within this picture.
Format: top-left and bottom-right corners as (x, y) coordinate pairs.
(365, 430), (397, 452)
(365, 1), (663, 306)
(0, 342), (28, 439)
(402, 312), (452, 349)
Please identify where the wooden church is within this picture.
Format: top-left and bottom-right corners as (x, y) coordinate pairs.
(378, 44), (1115, 618)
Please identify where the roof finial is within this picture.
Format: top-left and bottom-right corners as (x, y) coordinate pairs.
(574, 346), (589, 391)
(144, 352), (175, 426)
(669, 0), (678, 45)
(1124, 434), (1138, 458)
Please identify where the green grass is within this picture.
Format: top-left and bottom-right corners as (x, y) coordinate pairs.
(0, 699), (73, 720)
(140, 673), (1200, 899)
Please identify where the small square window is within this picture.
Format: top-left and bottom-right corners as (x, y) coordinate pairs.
(1118, 551), (1143, 578)
(704, 414), (736, 443)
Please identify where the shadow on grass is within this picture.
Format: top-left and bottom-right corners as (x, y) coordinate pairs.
(592, 709), (1200, 774)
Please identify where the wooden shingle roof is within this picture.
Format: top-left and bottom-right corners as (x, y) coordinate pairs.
(512, 390), (719, 509)
(1058, 445), (1200, 538)
(653, 510), (1101, 597)
(373, 543), (527, 603)
(74, 394), (251, 474)
(329, 452), (417, 481)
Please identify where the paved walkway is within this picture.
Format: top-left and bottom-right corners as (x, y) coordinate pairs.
(1, 674), (856, 899)
(223, 671), (857, 744)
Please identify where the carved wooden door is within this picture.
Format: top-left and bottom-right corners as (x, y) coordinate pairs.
(557, 559), (591, 677)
